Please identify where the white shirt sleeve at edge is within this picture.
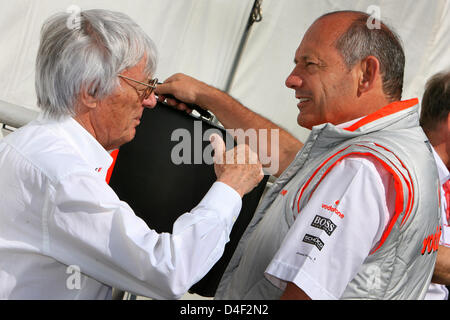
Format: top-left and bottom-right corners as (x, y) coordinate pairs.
(264, 156), (394, 299)
(50, 171), (242, 299)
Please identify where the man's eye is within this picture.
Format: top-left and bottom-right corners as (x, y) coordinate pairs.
(306, 61), (316, 66)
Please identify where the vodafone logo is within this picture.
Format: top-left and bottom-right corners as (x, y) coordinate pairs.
(321, 201), (344, 219)
(421, 226), (441, 255)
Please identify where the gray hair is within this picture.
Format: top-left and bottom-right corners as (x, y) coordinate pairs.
(420, 70), (450, 134)
(35, 9), (158, 119)
(319, 11), (405, 102)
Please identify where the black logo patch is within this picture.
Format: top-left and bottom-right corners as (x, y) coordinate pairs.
(311, 215), (337, 236)
(302, 234), (324, 251)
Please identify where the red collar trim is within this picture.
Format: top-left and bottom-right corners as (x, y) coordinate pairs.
(343, 98), (419, 132)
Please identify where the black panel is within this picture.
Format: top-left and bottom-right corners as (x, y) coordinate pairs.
(109, 103), (268, 297)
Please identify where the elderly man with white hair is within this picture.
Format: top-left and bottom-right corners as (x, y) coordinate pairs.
(0, 9), (263, 300)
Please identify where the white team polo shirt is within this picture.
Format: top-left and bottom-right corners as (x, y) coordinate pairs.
(265, 118), (395, 299)
(425, 148), (450, 300)
(0, 114), (241, 299)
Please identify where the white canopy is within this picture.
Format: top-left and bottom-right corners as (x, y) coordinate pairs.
(0, 0), (449, 141)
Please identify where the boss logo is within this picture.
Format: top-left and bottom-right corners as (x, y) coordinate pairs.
(303, 234), (324, 251)
(311, 215), (337, 236)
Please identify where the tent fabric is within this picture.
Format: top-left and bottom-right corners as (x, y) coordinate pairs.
(0, 0), (254, 114)
(0, 1), (449, 141)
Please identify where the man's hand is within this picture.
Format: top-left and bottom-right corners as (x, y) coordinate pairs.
(156, 73), (212, 113)
(210, 133), (264, 197)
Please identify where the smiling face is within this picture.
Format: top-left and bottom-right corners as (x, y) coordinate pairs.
(285, 16), (360, 129)
(86, 57), (157, 150)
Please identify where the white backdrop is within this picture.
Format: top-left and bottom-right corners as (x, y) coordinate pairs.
(0, 0), (253, 116)
(0, 0), (449, 142)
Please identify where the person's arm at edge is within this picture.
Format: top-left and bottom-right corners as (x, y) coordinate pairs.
(280, 282), (312, 300)
(432, 245), (450, 285)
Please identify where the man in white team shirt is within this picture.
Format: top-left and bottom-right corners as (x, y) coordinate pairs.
(156, 10), (440, 299)
(420, 71), (450, 300)
(0, 9), (263, 299)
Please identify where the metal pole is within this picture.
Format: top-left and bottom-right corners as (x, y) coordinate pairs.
(224, 0), (263, 93)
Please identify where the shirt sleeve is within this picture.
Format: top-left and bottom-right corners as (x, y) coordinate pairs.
(46, 171), (242, 299)
(439, 184), (450, 247)
(264, 155), (395, 299)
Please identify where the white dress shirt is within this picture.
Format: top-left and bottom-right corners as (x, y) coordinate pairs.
(0, 114), (242, 300)
(425, 148), (450, 300)
(265, 118), (395, 299)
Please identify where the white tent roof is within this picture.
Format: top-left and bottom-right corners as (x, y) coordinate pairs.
(0, 0), (449, 142)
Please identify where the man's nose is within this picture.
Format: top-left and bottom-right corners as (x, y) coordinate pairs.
(285, 71), (303, 89)
(142, 92), (157, 108)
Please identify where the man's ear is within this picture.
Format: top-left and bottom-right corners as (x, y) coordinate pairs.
(79, 85), (98, 110)
(357, 56), (381, 95)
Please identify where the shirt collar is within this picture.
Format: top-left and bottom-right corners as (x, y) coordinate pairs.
(342, 98), (419, 132)
(36, 113), (113, 180)
(432, 147), (450, 185)
(336, 116), (363, 129)
(332, 99), (418, 131)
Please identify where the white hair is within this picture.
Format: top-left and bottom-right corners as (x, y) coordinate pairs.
(35, 9), (158, 119)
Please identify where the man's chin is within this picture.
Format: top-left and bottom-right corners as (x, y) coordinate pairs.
(108, 130), (136, 150)
(297, 115), (314, 130)
(126, 129), (137, 143)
